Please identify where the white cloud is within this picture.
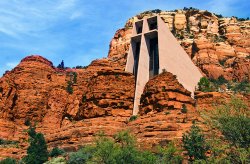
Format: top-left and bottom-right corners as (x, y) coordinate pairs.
(0, 0), (83, 37)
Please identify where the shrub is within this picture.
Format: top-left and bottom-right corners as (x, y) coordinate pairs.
(129, 115), (138, 122)
(0, 158), (16, 164)
(44, 157), (66, 164)
(219, 59), (227, 66)
(82, 95), (86, 102)
(49, 147), (65, 157)
(68, 131), (159, 164)
(182, 124), (209, 161)
(72, 72), (77, 84)
(66, 81), (73, 94)
(200, 97), (250, 163)
(197, 77), (212, 92)
(23, 126), (48, 164)
(207, 97), (250, 148)
(215, 14), (223, 18)
(162, 86), (166, 92)
(219, 116), (250, 148)
(227, 147), (250, 164)
(157, 142), (183, 164)
(232, 80), (250, 94)
(181, 104), (188, 113)
(68, 146), (95, 164)
(24, 119), (31, 126)
(165, 111), (170, 115)
(0, 139), (18, 146)
(215, 75), (228, 85)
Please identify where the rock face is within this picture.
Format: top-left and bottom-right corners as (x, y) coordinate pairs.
(140, 72), (195, 114)
(108, 9), (250, 81)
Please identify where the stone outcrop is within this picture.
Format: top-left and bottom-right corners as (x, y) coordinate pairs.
(139, 72), (195, 114)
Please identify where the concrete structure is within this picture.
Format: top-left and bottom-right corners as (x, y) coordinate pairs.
(125, 16), (202, 115)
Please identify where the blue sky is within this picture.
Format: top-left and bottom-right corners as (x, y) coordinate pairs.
(0, 0), (249, 76)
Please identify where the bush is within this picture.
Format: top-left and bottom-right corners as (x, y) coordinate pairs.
(0, 139), (18, 146)
(197, 77), (213, 92)
(129, 115), (138, 122)
(232, 80), (250, 94)
(49, 147), (65, 157)
(72, 72), (77, 84)
(219, 116), (250, 148)
(23, 126), (48, 164)
(68, 146), (95, 164)
(0, 158), (16, 164)
(44, 157), (66, 164)
(201, 97), (250, 163)
(157, 142), (183, 164)
(208, 97), (249, 148)
(66, 81), (73, 94)
(68, 131), (159, 164)
(162, 86), (166, 92)
(181, 104), (188, 113)
(182, 124), (209, 161)
(24, 119), (31, 126)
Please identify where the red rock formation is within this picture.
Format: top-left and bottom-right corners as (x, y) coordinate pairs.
(139, 72), (195, 114)
(0, 55), (135, 159)
(108, 9), (250, 81)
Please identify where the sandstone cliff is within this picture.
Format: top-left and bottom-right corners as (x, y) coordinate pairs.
(108, 9), (250, 81)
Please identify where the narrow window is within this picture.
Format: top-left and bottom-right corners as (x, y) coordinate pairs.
(135, 21), (143, 34)
(133, 41), (141, 79)
(149, 37), (159, 78)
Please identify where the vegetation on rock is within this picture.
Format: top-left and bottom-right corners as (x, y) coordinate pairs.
(0, 158), (16, 164)
(23, 125), (49, 164)
(49, 147), (65, 158)
(68, 131), (182, 164)
(200, 97), (250, 163)
(182, 124), (209, 161)
(197, 76), (250, 93)
(66, 81), (73, 94)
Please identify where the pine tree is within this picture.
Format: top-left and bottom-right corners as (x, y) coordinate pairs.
(24, 126), (48, 164)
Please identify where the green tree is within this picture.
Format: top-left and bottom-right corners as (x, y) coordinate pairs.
(198, 77), (212, 92)
(182, 124), (209, 161)
(24, 126), (48, 164)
